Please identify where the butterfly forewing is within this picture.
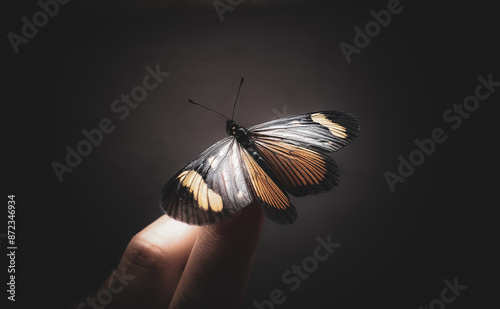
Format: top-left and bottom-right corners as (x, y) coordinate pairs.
(248, 111), (359, 197)
(161, 137), (253, 225)
(249, 111), (359, 153)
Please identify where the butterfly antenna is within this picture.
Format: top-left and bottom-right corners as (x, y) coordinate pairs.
(231, 77), (244, 120)
(188, 99), (229, 120)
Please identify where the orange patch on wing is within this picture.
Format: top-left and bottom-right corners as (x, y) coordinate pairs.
(254, 140), (327, 188)
(311, 113), (348, 139)
(177, 170), (223, 212)
(241, 151), (290, 210)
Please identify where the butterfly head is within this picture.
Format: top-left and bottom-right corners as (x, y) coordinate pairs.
(226, 120), (239, 135)
(226, 120), (250, 145)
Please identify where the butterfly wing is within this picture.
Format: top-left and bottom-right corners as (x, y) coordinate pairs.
(161, 135), (297, 225)
(248, 111), (359, 197)
(161, 110), (358, 225)
(161, 136), (253, 225)
(239, 145), (297, 224)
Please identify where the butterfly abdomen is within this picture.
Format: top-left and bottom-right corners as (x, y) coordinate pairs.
(226, 120), (287, 193)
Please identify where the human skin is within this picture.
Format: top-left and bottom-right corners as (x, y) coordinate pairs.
(95, 201), (264, 309)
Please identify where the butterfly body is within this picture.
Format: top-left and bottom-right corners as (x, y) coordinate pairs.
(161, 109), (359, 226)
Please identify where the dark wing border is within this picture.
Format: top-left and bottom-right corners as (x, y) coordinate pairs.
(161, 136), (253, 225)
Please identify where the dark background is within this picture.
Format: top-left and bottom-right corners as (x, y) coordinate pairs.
(2, 0), (499, 308)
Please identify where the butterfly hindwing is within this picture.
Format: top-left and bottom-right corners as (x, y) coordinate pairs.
(249, 111), (359, 197)
(239, 146), (297, 224)
(250, 138), (340, 197)
(161, 137), (253, 225)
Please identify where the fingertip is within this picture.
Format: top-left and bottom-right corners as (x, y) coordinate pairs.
(207, 200), (264, 239)
(170, 201), (265, 308)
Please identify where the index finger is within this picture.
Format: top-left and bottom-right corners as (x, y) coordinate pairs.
(169, 201), (265, 309)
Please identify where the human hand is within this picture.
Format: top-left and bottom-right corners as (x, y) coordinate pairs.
(93, 201), (264, 309)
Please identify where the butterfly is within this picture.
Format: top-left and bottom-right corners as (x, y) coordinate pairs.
(160, 78), (359, 225)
